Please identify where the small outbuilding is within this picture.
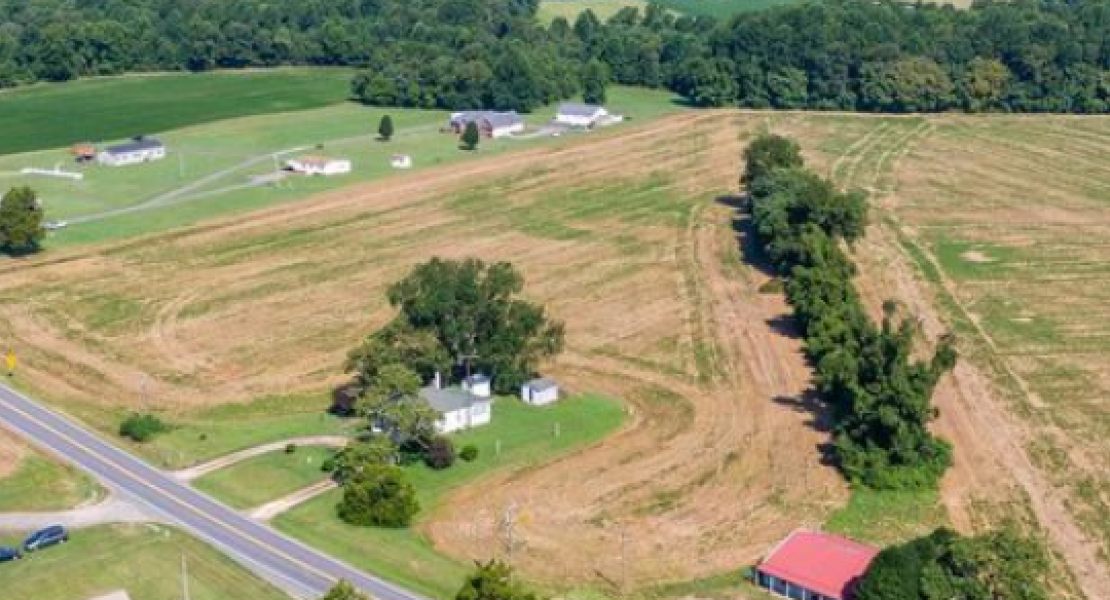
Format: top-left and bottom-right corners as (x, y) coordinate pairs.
(70, 143), (97, 163)
(755, 530), (878, 600)
(521, 378), (559, 406)
(98, 137), (166, 167)
(449, 111), (525, 138)
(391, 154), (413, 169)
(462, 374), (492, 398)
(286, 155), (352, 176)
(555, 103), (609, 128)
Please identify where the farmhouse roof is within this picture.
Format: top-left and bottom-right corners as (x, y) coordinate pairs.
(70, 143), (97, 156)
(557, 102), (604, 117)
(758, 530), (878, 600)
(103, 138), (163, 155)
(524, 377), (557, 392)
(420, 386), (485, 413)
(451, 110), (522, 128)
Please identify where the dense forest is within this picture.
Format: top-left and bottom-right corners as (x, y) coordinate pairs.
(6, 0), (1110, 113)
(743, 134), (955, 489)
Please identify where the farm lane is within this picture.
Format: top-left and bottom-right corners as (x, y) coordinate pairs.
(0, 381), (425, 600)
(172, 435), (349, 482)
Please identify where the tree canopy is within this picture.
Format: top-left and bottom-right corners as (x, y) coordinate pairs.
(456, 561), (538, 600)
(0, 187), (45, 255)
(336, 464), (420, 528)
(743, 133), (954, 489)
(321, 581), (371, 600)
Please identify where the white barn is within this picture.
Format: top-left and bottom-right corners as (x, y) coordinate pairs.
(555, 103), (609, 128)
(521, 378), (559, 406)
(98, 138), (166, 167)
(286, 156), (352, 176)
(420, 384), (492, 434)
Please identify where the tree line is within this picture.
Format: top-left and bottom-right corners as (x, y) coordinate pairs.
(9, 0), (1110, 114)
(743, 134), (955, 490)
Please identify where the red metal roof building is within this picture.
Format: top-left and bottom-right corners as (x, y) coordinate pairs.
(755, 530), (879, 600)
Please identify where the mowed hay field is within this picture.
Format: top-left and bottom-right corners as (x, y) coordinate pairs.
(1, 110), (1108, 595)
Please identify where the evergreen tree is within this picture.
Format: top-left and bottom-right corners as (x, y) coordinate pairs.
(582, 59), (609, 105)
(0, 186), (44, 255)
(378, 114), (394, 141)
(461, 121), (481, 151)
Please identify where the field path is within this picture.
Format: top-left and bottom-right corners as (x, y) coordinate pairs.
(172, 436), (349, 482)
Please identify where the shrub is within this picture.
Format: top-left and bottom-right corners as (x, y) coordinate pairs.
(460, 444), (479, 462)
(337, 465), (419, 527)
(118, 413), (170, 442)
(424, 436), (456, 470)
(285, 443), (297, 454)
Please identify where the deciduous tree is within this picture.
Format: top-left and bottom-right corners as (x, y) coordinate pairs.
(0, 186), (44, 255)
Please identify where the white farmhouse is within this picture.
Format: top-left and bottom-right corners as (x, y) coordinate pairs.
(286, 155), (352, 176)
(98, 138), (166, 167)
(555, 103), (609, 128)
(521, 377), (559, 406)
(449, 111), (525, 138)
(420, 383), (492, 434)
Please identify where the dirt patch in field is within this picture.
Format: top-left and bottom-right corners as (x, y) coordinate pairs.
(960, 250), (995, 263)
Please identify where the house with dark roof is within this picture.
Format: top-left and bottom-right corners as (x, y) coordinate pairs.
(98, 137), (166, 167)
(555, 103), (609, 128)
(755, 530), (878, 600)
(448, 111), (524, 138)
(420, 375), (493, 433)
(521, 377), (559, 406)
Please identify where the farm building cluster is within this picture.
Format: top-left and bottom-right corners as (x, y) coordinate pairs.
(413, 373), (561, 434)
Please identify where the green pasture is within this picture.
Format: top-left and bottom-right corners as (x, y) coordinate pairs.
(0, 453), (100, 512)
(194, 446), (336, 510)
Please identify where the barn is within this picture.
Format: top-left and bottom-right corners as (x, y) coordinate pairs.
(448, 111), (524, 138)
(98, 137), (166, 166)
(755, 530), (878, 600)
(521, 378), (559, 406)
(286, 156), (352, 176)
(555, 103), (609, 128)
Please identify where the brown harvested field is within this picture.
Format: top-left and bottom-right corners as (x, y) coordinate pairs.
(2, 110), (1109, 595)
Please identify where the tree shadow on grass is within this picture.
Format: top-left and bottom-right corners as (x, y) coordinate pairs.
(715, 194), (777, 278)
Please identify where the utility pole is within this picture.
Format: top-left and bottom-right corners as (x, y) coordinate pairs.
(501, 500), (518, 573)
(181, 554), (191, 600)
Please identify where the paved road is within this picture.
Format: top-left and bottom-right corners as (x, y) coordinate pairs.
(0, 382), (425, 600)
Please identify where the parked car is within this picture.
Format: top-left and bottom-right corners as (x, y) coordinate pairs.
(22, 525), (68, 552)
(0, 547), (22, 562)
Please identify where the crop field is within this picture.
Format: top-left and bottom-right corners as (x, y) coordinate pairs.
(1, 109), (1107, 597)
(0, 85), (680, 247)
(0, 69), (354, 156)
(0, 525), (289, 600)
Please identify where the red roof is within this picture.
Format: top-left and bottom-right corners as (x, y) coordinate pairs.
(758, 530), (879, 600)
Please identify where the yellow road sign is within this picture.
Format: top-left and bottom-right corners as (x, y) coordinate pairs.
(5, 351), (16, 375)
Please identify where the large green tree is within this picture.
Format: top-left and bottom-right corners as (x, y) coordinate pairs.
(582, 59), (609, 105)
(741, 134), (803, 188)
(378, 114), (394, 141)
(337, 464), (420, 527)
(456, 561), (537, 600)
(0, 187), (44, 255)
(461, 121), (481, 151)
(346, 321), (451, 389)
(383, 257), (565, 392)
(356, 364), (439, 447)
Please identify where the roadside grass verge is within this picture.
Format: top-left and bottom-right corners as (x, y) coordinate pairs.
(193, 446), (336, 510)
(275, 394), (626, 599)
(0, 524), (289, 600)
(0, 68), (354, 156)
(0, 453), (100, 512)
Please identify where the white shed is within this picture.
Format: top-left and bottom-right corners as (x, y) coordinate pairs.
(555, 103), (609, 128)
(462, 374), (492, 398)
(521, 378), (559, 406)
(286, 155), (352, 176)
(391, 154), (413, 169)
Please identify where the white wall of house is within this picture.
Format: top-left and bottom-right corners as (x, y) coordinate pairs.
(435, 400), (492, 434)
(522, 385), (559, 406)
(287, 159), (352, 176)
(490, 122), (525, 138)
(556, 108), (608, 128)
(463, 377), (492, 398)
(98, 147), (166, 166)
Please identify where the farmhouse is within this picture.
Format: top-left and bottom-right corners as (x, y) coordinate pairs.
(521, 377), (559, 406)
(286, 155), (352, 176)
(98, 137), (166, 166)
(449, 111), (525, 138)
(755, 530), (878, 600)
(420, 375), (493, 434)
(555, 103), (609, 128)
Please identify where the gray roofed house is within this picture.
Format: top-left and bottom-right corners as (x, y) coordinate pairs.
(104, 138), (164, 155)
(448, 110), (525, 138)
(420, 385), (492, 433)
(98, 137), (167, 166)
(555, 103), (610, 128)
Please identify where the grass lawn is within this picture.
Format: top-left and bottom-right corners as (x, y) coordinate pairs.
(275, 394), (626, 599)
(0, 453), (100, 512)
(129, 394), (357, 470)
(824, 487), (948, 547)
(193, 446), (336, 509)
(0, 84), (682, 247)
(0, 68), (353, 156)
(0, 525), (290, 600)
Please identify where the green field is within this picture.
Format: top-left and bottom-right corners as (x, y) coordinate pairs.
(0, 525), (289, 600)
(654, 0), (805, 18)
(275, 395), (625, 599)
(0, 69), (354, 156)
(537, 0), (650, 21)
(0, 454), (100, 512)
(194, 446), (336, 509)
(0, 84), (682, 248)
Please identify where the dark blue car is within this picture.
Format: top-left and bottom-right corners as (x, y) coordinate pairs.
(0, 546), (21, 562)
(22, 525), (68, 552)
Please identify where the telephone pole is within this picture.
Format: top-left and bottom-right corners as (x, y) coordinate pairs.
(181, 554), (191, 600)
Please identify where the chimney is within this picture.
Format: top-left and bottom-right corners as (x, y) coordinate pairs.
(433, 371), (442, 389)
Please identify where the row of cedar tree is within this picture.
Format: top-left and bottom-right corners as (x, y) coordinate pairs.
(8, 0), (1110, 113)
